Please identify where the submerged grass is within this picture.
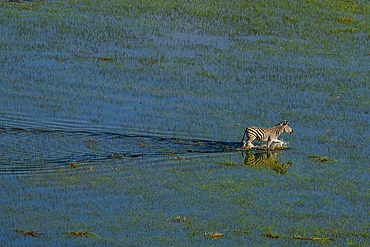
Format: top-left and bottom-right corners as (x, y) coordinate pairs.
(263, 233), (279, 239)
(0, 0), (369, 246)
(65, 230), (95, 237)
(204, 231), (224, 238)
(14, 228), (39, 237)
(308, 154), (335, 162)
(295, 235), (334, 241)
(1, 151), (369, 245)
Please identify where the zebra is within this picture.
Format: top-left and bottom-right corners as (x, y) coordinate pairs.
(241, 120), (293, 148)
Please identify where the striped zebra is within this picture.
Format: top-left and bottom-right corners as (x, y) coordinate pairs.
(241, 120), (293, 148)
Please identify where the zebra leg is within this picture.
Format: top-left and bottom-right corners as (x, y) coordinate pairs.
(242, 141), (250, 147)
(267, 140), (273, 149)
(244, 136), (255, 148)
(268, 139), (284, 149)
(274, 139), (283, 148)
(275, 139), (283, 144)
(244, 142), (255, 148)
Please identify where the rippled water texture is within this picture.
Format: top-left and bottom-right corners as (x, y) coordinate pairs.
(0, 114), (243, 174)
(0, 0), (369, 245)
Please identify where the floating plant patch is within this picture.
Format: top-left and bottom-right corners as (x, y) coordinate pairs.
(166, 215), (186, 222)
(66, 230), (92, 237)
(13, 228), (39, 237)
(204, 232), (224, 238)
(263, 233), (279, 238)
(295, 236), (334, 241)
(308, 154), (335, 162)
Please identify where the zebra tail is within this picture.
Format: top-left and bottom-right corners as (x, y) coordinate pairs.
(241, 128), (248, 142)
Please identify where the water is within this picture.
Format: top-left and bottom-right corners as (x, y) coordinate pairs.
(0, 0), (369, 246)
(0, 113), (243, 175)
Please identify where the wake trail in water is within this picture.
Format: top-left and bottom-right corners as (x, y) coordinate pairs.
(0, 114), (242, 175)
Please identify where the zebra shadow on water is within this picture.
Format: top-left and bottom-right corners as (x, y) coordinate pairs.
(241, 150), (292, 174)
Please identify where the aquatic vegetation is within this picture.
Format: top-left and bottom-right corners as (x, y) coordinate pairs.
(0, 0), (369, 245)
(66, 230), (93, 237)
(14, 228), (39, 237)
(294, 235), (334, 241)
(69, 162), (78, 168)
(166, 215), (186, 222)
(308, 154), (335, 162)
(317, 134), (344, 144)
(111, 152), (123, 158)
(97, 56), (115, 61)
(216, 160), (242, 166)
(174, 156), (185, 160)
(263, 233), (279, 238)
(204, 231), (223, 238)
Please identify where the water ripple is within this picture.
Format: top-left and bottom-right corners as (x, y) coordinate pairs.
(0, 114), (242, 175)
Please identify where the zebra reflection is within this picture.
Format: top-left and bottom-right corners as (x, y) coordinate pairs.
(241, 150), (291, 174)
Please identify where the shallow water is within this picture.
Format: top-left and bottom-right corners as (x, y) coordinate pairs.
(1, 0), (369, 246)
(0, 113), (243, 175)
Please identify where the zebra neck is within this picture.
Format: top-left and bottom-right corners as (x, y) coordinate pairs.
(272, 126), (284, 136)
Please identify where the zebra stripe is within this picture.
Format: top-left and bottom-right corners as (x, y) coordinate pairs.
(247, 127), (267, 141)
(241, 120), (293, 148)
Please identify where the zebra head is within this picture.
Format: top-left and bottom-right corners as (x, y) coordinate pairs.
(281, 120), (293, 133)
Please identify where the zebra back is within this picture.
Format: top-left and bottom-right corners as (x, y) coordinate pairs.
(241, 120), (292, 143)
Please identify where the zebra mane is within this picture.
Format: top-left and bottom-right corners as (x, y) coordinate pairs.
(273, 120), (288, 127)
